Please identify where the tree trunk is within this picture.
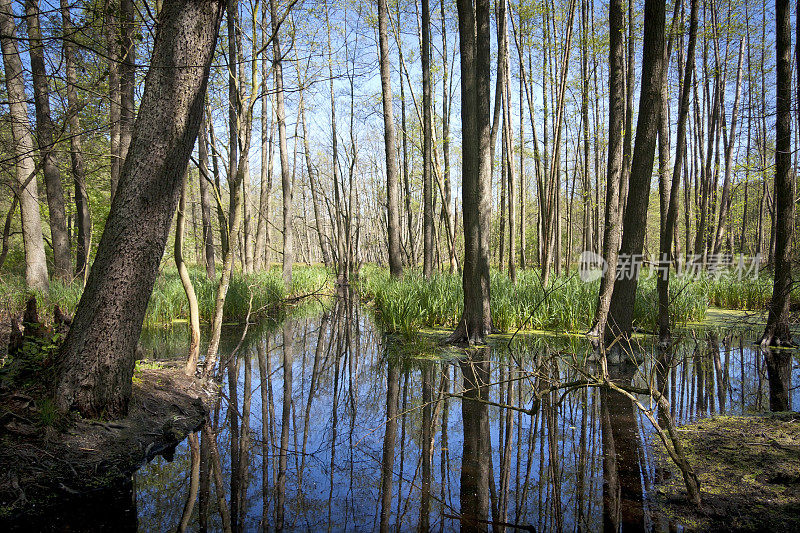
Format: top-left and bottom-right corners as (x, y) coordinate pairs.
(442, 0), (457, 274)
(397, 4), (414, 267)
(55, 0), (224, 418)
(0, 197), (18, 270)
(271, 0), (292, 291)
(589, 0), (624, 338)
(198, 112), (216, 279)
(25, 0), (71, 280)
(711, 40), (744, 258)
(61, 1), (92, 281)
(606, 0), (666, 344)
(106, 1), (122, 201)
(119, 0), (136, 166)
(378, 0), (403, 278)
(658, 0), (698, 343)
(761, 0), (795, 347)
(176, 170), (201, 376)
(0, 0), (49, 292)
(422, 0), (434, 278)
(449, 0), (492, 344)
(255, 59), (274, 270)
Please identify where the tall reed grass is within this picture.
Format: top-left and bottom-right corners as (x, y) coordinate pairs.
(357, 265), (714, 335)
(2, 264), (332, 327)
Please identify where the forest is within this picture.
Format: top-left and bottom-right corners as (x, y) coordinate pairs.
(0, 0), (798, 531)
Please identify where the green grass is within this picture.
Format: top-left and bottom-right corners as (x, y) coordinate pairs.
(357, 265), (718, 336)
(1, 264), (333, 327)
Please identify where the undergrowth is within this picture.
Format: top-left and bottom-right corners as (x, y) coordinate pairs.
(1, 264), (332, 328)
(356, 264), (781, 336)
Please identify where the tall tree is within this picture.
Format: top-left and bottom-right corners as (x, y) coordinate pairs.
(422, 0), (434, 278)
(198, 112), (217, 279)
(606, 0), (666, 343)
(55, 0), (225, 418)
(589, 0), (624, 338)
(61, 0), (91, 280)
(378, 0), (403, 278)
(25, 0), (71, 280)
(119, 0), (136, 166)
(658, 0), (699, 343)
(176, 170), (201, 376)
(449, 0), (492, 344)
(271, 0), (292, 291)
(0, 0), (49, 291)
(761, 0), (795, 346)
(106, 1), (121, 200)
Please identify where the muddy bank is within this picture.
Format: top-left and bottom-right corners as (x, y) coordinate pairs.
(654, 412), (800, 531)
(0, 366), (215, 526)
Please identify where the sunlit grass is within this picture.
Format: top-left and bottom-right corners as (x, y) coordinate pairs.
(1, 264), (333, 327)
(357, 265), (721, 335)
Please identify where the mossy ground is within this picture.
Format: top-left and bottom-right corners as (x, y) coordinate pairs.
(653, 412), (800, 531)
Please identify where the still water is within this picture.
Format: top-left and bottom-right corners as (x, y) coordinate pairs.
(102, 296), (800, 530)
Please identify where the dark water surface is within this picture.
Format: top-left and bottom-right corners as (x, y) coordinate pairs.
(54, 296), (800, 531)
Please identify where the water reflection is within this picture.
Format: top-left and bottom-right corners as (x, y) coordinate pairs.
(601, 364), (643, 532)
(130, 301), (797, 532)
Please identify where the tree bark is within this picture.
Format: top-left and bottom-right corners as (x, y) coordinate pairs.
(270, 0), (292, 291)
(0, 0), (49, 292)
(119, 0), (136, 166)
(658, 0), (698, 343)
(25, 0), (71, 280)
(761, 0), (795, 347)
(711, 40), (744, 258)
(198, 112), (217, 279)
(589, 0), (624, 338)
(606, 0), (666, 344)
(61, 1), (92, 280)
(55, 0), (224, 418)
(422, 0), (434, 278)
(255, 10), (273, 271)
(449, 0), (493, 344)
(378, 0), (403, 278)
(441, 0), (457, 274)
(106, 1), (122, 201)
(176, 170), (201, 376)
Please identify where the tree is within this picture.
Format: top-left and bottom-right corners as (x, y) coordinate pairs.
(422, 0), (434, 279)
(449, 0), (492, 344)
(589, 0), (624, 339)
(378, 0), (403, 278)
(61, 0), (91, 280)
(0, 0), (49, 292)
(25, 0), (71, 280)
(119, 0), (136, 167)
(658, 0), (699, 343)
(55, 0), (225, 418)
(270, 0), (292, 291)
(177, 169), (201, 376)
(606, 0), (666, 343)
(761, 0), (795, 347)
(197, 112), (217, 279)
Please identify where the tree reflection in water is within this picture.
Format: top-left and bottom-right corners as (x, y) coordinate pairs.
(129, 300), (797, 532)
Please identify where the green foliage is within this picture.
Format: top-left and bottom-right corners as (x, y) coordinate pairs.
(0, 328), (63, 391)
(2, 265), (333, 329)
(357, 265), (718, 335)
(35, 397), (61, 428)
(707, 273), (774, 310)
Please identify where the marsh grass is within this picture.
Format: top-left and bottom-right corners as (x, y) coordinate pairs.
(2, 264), (332, 327)
(358, 265), (719, 335)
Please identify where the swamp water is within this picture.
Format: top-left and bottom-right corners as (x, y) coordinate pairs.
(51, 296), (800, 530)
